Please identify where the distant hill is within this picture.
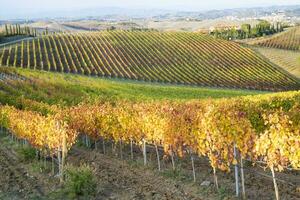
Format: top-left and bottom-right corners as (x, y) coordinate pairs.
(0, 31), (299, 91)
(1, 5), (300, 21)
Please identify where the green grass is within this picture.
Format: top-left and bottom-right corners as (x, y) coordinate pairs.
(0, 67), (267, 106)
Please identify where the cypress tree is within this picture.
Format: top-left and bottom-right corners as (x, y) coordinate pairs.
(12, 26), (16, 35)
(5, 24), (8, 36)
(15, 24), (18, 35)
(9, 25), (12, 36)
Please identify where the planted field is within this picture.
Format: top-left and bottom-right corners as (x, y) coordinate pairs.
(249, 27), (300, 51)
(0, 59), (299, 200)
(254, 47), (300, 78)
(1, 90), (300, 199)
(0, 67), (265, 107)
(0, 31), (299, 91)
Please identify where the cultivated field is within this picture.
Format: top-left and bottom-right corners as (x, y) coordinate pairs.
(254, 47), (300, 78)
(1, 31), (299, 91)
(0, 23), (300, 200)
(0, 67), (299, 199)
(249, 26), (300, 51)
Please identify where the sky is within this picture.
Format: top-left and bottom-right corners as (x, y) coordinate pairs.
(1, 0), (300, 20)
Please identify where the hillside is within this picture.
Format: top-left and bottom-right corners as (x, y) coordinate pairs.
(0, 67), (264, 108)
(254, 47), (300, 79)
(249, 27), (300, 51)
(0, 31), (299, 91)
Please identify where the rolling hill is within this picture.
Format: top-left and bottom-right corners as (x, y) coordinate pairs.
(253, 47), (300, 79)
(0, 30), (299, 91)
(249, 26), (300, 51)
(0, 67), (265, 107)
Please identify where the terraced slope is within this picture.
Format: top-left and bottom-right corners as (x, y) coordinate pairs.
(249, 27), (300, 51)
(254, 47), (300, 78)
(0, 31), (299, 91)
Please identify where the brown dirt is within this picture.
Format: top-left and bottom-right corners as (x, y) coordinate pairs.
(66, 142), (300, 200)
(0, 144), (45, 199)
(0, 137), (299, 200)
(68, 147), (204, 200)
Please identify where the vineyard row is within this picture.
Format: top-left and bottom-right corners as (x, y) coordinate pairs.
(0, 31), (299, 91)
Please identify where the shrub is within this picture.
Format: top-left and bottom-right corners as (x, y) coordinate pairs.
(64, 164), (96, 198)
(17, 146), (36, 161)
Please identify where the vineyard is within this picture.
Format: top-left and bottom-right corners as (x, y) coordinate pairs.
(254, 47), (300, 78)
(0, 67), (265, 109)
(0, 28), (300, 199)
(249, 26), (300, 51)
(0, 31), (300, 91)
(0, 89), (300, 199)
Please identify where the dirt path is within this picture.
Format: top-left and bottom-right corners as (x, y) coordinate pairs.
(0, 145), (45, 200)
(68, 148), (203, 200)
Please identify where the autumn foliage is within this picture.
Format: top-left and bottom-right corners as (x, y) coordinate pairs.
(0, 91), (300, 173)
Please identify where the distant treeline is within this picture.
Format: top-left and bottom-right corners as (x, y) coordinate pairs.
(3, 24), (59, 38)
(210, 20), (287, 40)
(4, 24), (38, 37)
(107, 26), (158, 32)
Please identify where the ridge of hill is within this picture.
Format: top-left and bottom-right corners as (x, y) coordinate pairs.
(0, 31), (299, 91)
(248, 27), (300, 51)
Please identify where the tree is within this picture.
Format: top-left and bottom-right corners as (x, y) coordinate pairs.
(5, 24), (8, 36)
(256, 20), (272, 36)
(9, 25), (12, 36)
(241, 24), (251, 38)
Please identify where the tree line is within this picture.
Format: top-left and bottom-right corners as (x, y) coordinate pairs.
(4, 24), (38, 37)
(210, 20), (287, 40)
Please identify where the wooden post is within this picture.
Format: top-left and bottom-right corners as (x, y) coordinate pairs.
(60, 132), (67, 184)
(94, 140), (97, 150)
(240, 157), (246, 199)
(85, 135), (89, 148)
(155, 144), (161, 171)
(57, 149), (61, 179)
(234, 144), (239, 197)
(170, 148), (175, 171)
(271, 166), (280, 200)
(51, 155), (55, 175)
(36, 150), (40, 160)
(43, 150), (47, 169)
(191, 155), (196, 182)
(102, 139), (106, 154)
(213, 167), (219, 190)
(143, 139), (147, 166)
(119, 140), (123, 160)
(130, 139), (134, 160)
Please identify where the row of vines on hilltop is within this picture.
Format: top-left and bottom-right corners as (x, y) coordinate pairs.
(252, 26), (300, 51)
(0, 91), (300, 199)
(0, 31), (299, 91)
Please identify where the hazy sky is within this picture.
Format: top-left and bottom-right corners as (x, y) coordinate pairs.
(1, 0), (299, 19)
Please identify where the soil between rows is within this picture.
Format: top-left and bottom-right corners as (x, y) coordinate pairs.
(0, 137), (299, 200)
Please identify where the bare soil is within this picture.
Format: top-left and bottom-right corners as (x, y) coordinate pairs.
(0, 137), (299, 200)
(0, 144), (45, 199)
